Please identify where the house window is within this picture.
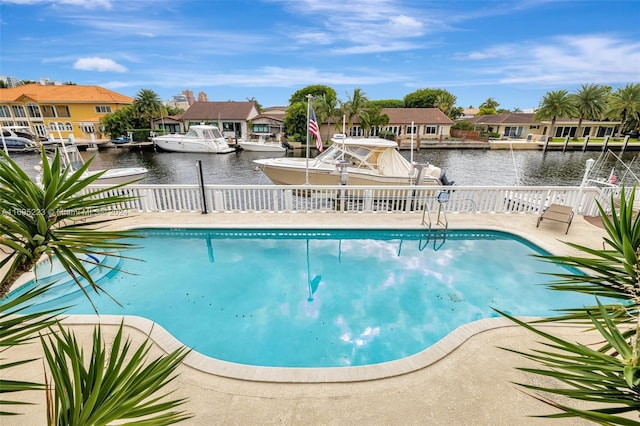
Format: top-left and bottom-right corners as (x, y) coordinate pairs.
(554, 126), (576, 137)
(406, 125), (417, 135)
(34, 124), (48, 138)
(253, 124), (269, 133)
(15, 120), (29, 127)
(95, 105), (112, 114)
(41, 105), (56, 117)
(369, 126), (381, 137)
(424, 125), (437, 134)
(55, 105), (71, 118)
(504, 126), (525, 138)
(11, 105), (26, 117)
(49, 122), (58, 131)
(349, 126), (363, 137)
(65, 122), (74, 131)
(0, 105), (11, 117)
(80, 123), (95, 133)
(385, 126), (400, 136)
(27, 103), (42, 118)
(581, 126), (591, 137)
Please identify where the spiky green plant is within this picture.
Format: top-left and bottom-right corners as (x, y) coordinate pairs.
(0, 148), (139, 302)
(500, 187), (640, 423)
(0, 285), (63, 416)
(41, 322), (191, 425)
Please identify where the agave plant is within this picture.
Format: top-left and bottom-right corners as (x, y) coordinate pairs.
(41, 322), (192, 425)
(0, 148), (139, 302)
(500, 186), (640, 423)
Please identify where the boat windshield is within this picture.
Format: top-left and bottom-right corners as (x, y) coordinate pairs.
(316, 143), (381, 171)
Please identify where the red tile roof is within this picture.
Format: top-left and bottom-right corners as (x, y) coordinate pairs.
(0, 84), (133, 103)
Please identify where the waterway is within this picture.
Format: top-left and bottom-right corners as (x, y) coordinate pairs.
(7, 146), (640, 187)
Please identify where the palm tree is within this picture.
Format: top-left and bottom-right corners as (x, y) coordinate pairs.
(313, 94), (338, 141)
(134, 89), (165, 129)
(341, 88), (369, 134)
(571, 83), (607, 140)
(500, 188), (640, 423)
(434, 92), (458, 119)
(534, 90), (578, 140)
(606, 83), (640, 135)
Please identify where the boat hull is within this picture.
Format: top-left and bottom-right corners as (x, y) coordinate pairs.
(255, 162), (438, 186)
(88, 168), (149, 184)
(238, 141), (286, 152)
(153, 138), (236, 154)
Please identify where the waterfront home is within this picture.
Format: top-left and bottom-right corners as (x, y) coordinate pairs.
(466, 113), (622, 140)
(0, 84), (133, 142)
(178, 101), (260, 140)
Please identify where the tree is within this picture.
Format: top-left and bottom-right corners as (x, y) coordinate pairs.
(360, 106), (389, 137)
(571, 83), (607, 139)
(368, 99), (404, 109)
(133, 89), (164, 129)
(534, 90), (578, 139)
(434, 92), (458, 119)
(289, 85), (337, 106)
(500, 188), (640, 423)
(313, 94), (339, 141)
(283, 102), (307, 142)
(100, 105), (142, 139)
(403, 88), (455, 108)
(606, 83), (640, 134)
(246, 97), (263, 112)
(341, 88), (369, 132)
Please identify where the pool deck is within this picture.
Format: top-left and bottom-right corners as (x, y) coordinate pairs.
(5, 212), (608, 425)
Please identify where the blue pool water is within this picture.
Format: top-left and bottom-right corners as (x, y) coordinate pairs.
(9, 228), (593, 368)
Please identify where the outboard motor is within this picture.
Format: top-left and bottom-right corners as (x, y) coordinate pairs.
(281, 141), (294, 150)
(440, 171), (455, 186)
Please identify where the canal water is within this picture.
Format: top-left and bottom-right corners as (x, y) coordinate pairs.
(8, 146), (640, 187)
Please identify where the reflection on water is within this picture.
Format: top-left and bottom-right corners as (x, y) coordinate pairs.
(7, 147), (640, 186)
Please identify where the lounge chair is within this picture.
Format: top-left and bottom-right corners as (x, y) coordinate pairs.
(536, 204), (574, 234)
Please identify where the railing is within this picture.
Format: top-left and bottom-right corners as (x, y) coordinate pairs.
(89, 184), (621, 216)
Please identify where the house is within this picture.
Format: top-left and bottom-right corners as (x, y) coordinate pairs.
(466, 113), (621, 139)
(152, 114), (184, 134)
(251, 106), (285, 141)
(338, 108), (453, 142)
(179, 101), (259, 140)
(0, 84), (133, 141)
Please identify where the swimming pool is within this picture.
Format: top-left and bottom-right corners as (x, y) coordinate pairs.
(10, 228), (589, 373)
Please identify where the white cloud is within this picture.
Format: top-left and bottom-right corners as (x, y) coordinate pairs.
(1, 0), (113, 9)
(73, 57), (127, 72)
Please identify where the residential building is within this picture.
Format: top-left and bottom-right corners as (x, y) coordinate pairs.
(466, 113), (621, 139)
(0, 83), (133, 141)
(340, 108), (453, 141)
(251, 106), (286, 141)
(179, 101), (260, 139)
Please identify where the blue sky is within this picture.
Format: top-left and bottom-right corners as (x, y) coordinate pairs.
(1, 0), (639, 111)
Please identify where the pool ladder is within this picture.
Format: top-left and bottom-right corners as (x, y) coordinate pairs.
(420, 191), (449, 251)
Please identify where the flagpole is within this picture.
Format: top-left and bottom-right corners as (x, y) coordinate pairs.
(305, 94), (312, 185)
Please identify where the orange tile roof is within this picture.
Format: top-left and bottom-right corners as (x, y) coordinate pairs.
(0, 84), (134, 104)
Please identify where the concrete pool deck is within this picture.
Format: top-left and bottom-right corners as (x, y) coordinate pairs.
(5, 212), (608, 425)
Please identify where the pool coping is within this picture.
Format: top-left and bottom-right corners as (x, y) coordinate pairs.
(41, 219), (587, 384)
(59, 314), (553, 383)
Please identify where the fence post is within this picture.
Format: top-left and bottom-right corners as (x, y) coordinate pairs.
(196, 160), (208, 214)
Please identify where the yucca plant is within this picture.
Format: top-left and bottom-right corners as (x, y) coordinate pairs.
(0, 284), (63, 416)
(1, 148), (192, 423)
(41, 322), (192, 425)
(0, 148), (139, 304)
(500, 186), (640, 423)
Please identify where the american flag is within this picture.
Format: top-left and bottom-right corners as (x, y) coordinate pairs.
(308, 107), (323, 152)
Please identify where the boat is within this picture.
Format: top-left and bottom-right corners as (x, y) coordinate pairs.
(254, 134), (453, 186)
(239, 136), (286, 152)
(54, 143), (148, 184)
(0, 126), (39, 152)
(111, 135), (131, 145)
(151, 125), (236, 154)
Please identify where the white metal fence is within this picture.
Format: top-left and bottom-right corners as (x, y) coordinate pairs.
(90, 184), (621, 216)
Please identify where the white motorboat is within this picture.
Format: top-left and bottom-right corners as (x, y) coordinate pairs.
(0, 126), (38, 152)
(254, 134), (453, 186)
(239, 136), (286, 152)
(152, 125), (236, 154)
(53, 143), (148, 185)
